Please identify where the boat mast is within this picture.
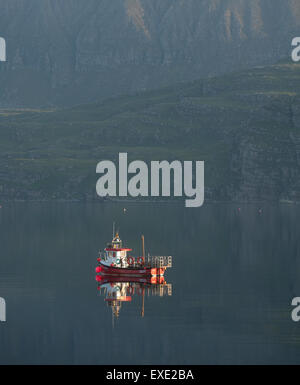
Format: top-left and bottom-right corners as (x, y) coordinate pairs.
(141, 235), (145, 259)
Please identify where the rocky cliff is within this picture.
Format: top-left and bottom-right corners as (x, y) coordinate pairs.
(0, 0), (300, 107)
(1, 62), (300, 202)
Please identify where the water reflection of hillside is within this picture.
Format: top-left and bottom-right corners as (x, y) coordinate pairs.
(1, 203), (300, 364)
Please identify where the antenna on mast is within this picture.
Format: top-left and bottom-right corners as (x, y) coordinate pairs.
(113, 222), (115, 238)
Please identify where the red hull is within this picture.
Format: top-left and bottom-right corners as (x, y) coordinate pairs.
(99, 262), (166, 277)
(97, 275), (165, 285)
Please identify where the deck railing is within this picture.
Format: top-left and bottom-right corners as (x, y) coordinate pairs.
(145, 256), (172, 269)
(100, 253), (172, 269)
(100, 283), (172, 297)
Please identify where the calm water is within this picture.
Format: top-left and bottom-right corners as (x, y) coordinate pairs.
(0, 202), (300, 365)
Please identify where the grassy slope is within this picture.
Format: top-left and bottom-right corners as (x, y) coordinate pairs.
(0, 63), (300, 201)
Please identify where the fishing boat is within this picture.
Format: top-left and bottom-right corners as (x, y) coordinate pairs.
(95, 231), (172, 277)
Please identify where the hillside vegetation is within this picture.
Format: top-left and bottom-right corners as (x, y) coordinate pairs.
(1, 62), (300, 202)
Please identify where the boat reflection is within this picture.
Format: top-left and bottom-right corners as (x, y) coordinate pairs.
(96, 275), (172, 321)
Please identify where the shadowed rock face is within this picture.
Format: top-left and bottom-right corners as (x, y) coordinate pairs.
(0, 0), (300, 107)
(1, 62), (300, 203)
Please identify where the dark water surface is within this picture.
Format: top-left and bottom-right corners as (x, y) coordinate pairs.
(0, 202), (300, 365)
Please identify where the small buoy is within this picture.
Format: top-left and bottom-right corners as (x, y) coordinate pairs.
(95, 266), (102, 273)
(97, 257), (101, 263)
(123, 208), (127, 213)
(95, 275), (102, 282)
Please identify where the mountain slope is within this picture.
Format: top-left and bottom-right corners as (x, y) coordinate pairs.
(0, 0), (300, 107)
(1, 62), (300, 202)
